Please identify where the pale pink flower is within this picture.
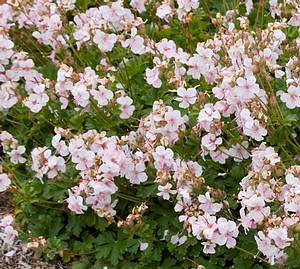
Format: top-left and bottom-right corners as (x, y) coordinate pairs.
(268, 228), (293, 249)
(288, 13), (300, 26)
(153, 146), (174, 171)
(157, 38), (176, 58)
(170, 233), (187, 245)
(71, 84), (90, 107)
(164, 109), (183, 130)
(212, 218), (239, 248)
(66, 190), (87, 214)
(187, 161), (203, 176)
(100, 163), (120, 179)
(91, 85), (113, 106)
(117, 96), (135, 119)
(57, 0), (76, 10)
(139, 242), (149, 251)
(121, 28), (146, 55)
(198, 192), (222, 214)
(157, 183), (177, 200)
(245, 195), (270, 223)
(0, 215), (14, 227)
(74, 150), (95, 171)
(73, 28), (90, 49)
(280, 85), (300, 109)
(1, 225), (18, 245)
(145, 67), (162, 88)
(156, 3), (173, 20)
(209, 148), (229, 164)
(245, 0), (253, 15)
(255, 231), (280, 265)
(47, 156), (66, 178)
(8, 146), (26, 164)
(93, 30), (117, 52)
(202, 241), (216, 254)
(175, 87), (197, 108)
(52, 134), (69, 157)
(244, 119), (267, 141)
(235, 75), (259, 100)
(177, 0), (199, 12)
(201, 133), (222, 151)
(0, 173), (11, 192)
(228, 141), (250, 162)
(126, 162), (148, 184)
(0, 37), (14, 60)
(130, 0), (146, 13)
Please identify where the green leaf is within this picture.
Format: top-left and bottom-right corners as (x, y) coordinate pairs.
(72, 258), (91, 269)
(136, 182), (158, 197)
(37, 63), (57, 80)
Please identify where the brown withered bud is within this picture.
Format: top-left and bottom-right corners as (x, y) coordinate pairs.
(197, 92), (207, 106)
(155, 170), (171, 184)
(186, 12), (194, 23)
(288, 165), (300, 178)
(274, 166), (284, 177)
(269, 94), (277, 107)
(252, 64), (260, 74)
(117, 220), (125, 228)
(210, 188), (225, 200)
(192, 176), (205, 188)
(138, 202), (148, 214)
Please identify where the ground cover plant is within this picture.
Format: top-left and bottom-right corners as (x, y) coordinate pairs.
(1, 0), (300, 268)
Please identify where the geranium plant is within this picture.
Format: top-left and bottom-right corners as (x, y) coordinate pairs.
(1, 0), (300, 268)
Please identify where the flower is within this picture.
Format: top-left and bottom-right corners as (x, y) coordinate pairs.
(71, 84), (90, 107)
(156, 3), (173, 20)
(157, 38), (177, 58)
(0, 173), (11, 192)
(202, 241), (216, 254)
(91, 85), (113, 106)
(157, 183), (177, 200)
(8, 146), (26, 164)
(201, 133), (222, 151)
(212, 218), (239, 248)
(139, 241), (149, 251)
(117, 96), (135, 119)
(93, 30), (117, 52)
(280, 85), (300, 109)
(52, 134), (69, 156)
(198, 192), (222, 215)
(130, 0), (146, 13)
(66, 190), (87, 214)
(164, 109), (183, 131)
(175, 87), (197, 108)
(268, 228), (293, 249)
(0, 36), (14, 60)
(153, 146), (174, 171)
(228, 141), (250, 162)
(145, 67), (162, 88)
(126, 162), (148, 184)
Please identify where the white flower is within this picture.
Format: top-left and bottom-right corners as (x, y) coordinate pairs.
(157, 183), (176, 200)
(139, 241), (149, 251)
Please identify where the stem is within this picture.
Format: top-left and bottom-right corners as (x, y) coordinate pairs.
(116, 193), (144, 203)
